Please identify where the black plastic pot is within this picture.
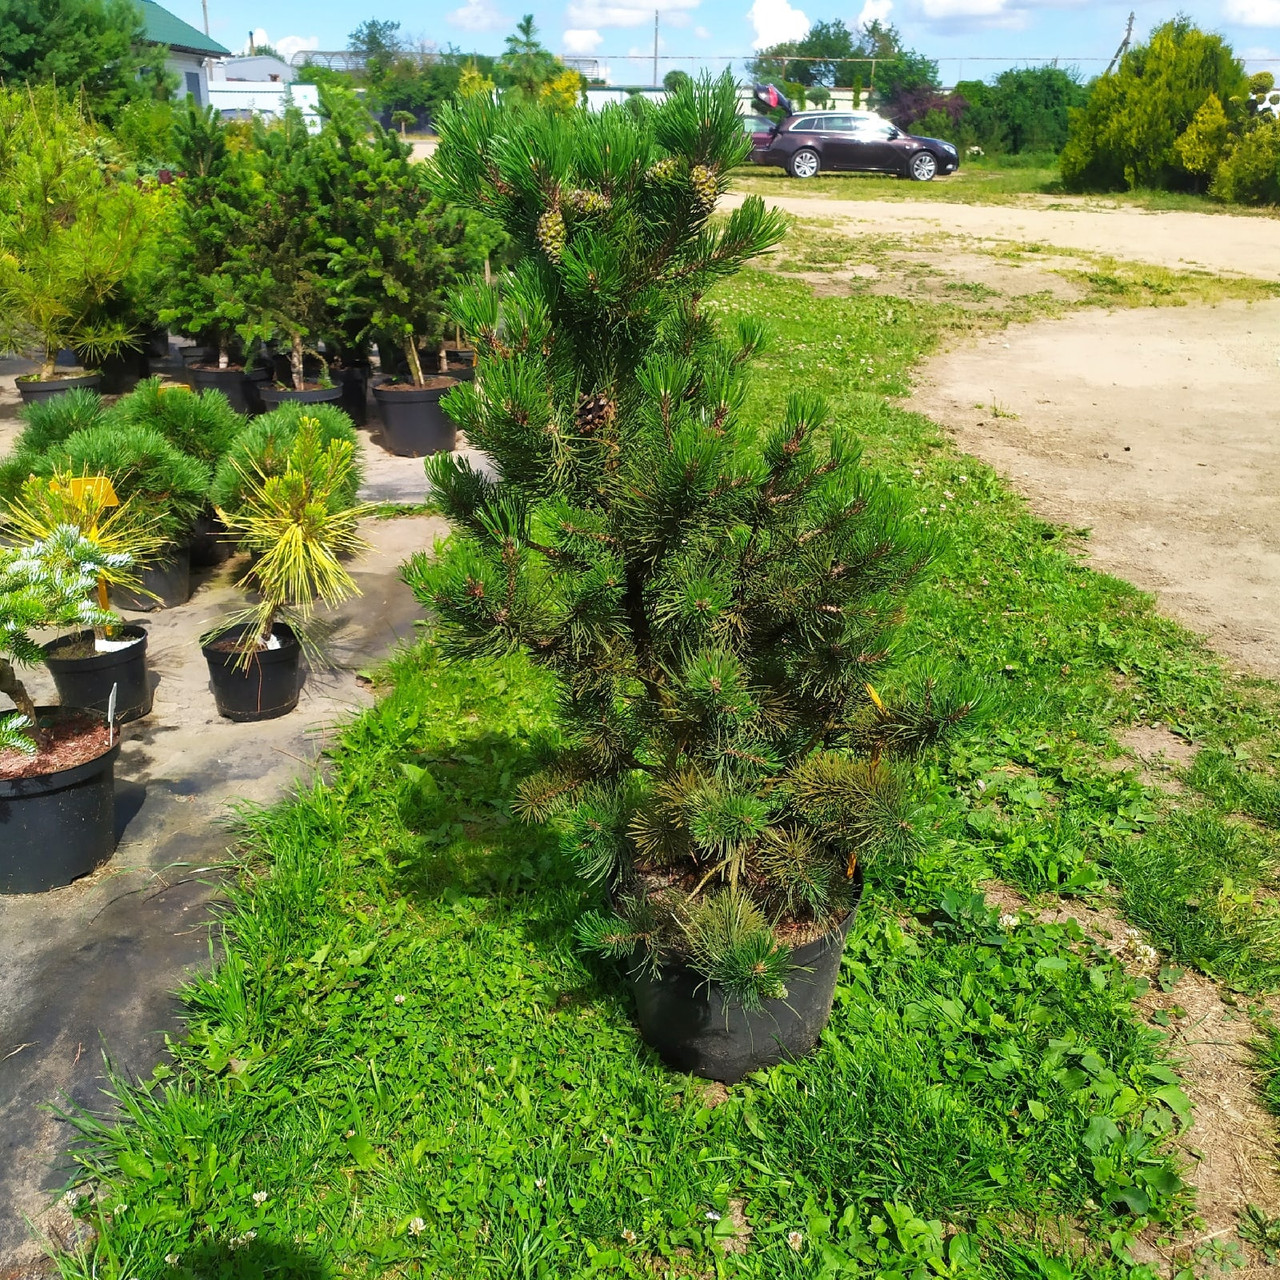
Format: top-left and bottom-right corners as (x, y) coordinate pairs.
(189, 364), (266, 416)
(259, 384), (344, 409)
(43, 625), (151, 723)
(373, 382), (458, 457)
(86, 348), (149, 395)
(628, 871), (863, 1083)
(333, 363), (371, 425)
(444, 347), (476, 368)
(144, 327), (171, 359)
(202, 622), (301, 722)
(16, 372), (102, 405)
(114, 548), (192, 612)
(180, 345), (215, 367)
(188, 510), (234, 568)
(0, 707), (120, 894)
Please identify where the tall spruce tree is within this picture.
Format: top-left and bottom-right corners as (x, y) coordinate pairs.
(410, 74), (974, 1007)
(159, 104), (255, 367)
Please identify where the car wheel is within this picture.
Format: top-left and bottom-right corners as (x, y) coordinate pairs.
(789, 148), (820, 179)
(908, 151), (937, 182)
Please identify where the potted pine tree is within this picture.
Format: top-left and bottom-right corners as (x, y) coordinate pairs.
(4, 474), (162, 723)
(238, 110), (340, 408)
(323, 106), (470, 456)
(33, 422), (212, 610)
(0, 86), (153, 404)
(159, 104), (266, 415)
(0, 528), (133, 893)
(412, 76), (976, 1082)
(201, 417), (370, 721)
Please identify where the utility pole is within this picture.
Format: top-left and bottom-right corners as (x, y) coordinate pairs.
(653, 11), (659, 88)
(201, 0), (209, 35)
(1104, 11), (1134, 76)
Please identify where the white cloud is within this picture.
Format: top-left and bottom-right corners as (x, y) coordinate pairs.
(277, 35), (319, 62)
(563, 26), (604, 50)
(568, 0), (699, 29)
(747, 0), (809, 49)
(856, 0), (892, 24)
(694, 23), (712, 35)
(1225, 0), (1280, 25)
(449, 0), (509, 31)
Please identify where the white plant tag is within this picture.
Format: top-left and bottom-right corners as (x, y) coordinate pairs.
(107, 682), (118, 744)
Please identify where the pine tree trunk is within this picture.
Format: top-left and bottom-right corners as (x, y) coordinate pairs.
(405, 336), (425, 389)
(218, 344), (230, 370)
(290, 334), (305, 390)
(438, 341), (448, 375)
(0, 659), (37, 728)
(41, 346), (56, 380)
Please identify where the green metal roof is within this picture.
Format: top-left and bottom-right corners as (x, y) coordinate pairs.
(138, 0), (231, 56)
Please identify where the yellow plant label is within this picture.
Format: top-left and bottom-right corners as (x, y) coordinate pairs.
(55, 476), (120, 506)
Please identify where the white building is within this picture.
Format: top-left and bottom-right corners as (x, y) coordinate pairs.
(138, 0), (231, 107)
(206, 81), (323, 130)
(214, 54), (297, 83)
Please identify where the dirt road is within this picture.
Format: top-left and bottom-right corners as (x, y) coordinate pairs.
(742, 191), (1280, 678)
(723, 191), (1280, 281)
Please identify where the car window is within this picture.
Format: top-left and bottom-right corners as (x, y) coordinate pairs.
(789, 116), (816, 131)
(816, 115), (855, 133)
(854, 118), (897, 140)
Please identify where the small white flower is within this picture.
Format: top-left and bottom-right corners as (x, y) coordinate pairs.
(602, 1134), (614, 1147)
(939, 503), (947, 511)
(705, 1210), (721, 1221)
(484, 1065), (495, 1074)
(788, 1230), (804, 1252)
(408, 1216), (426, 1236)
(999, 912), (1020, 930)
(535, 1177), (546, 1190)
(252, 1190), (268, 1205)
(165, 1255), (180, 1267)
(944, 491), (954, 500)
(621, 1227), (637, 1244)
(919, 506), (928, 514)
(113, 1204), (128, 1217)
(1136, 943), (1158, 965)
(394, 994), (406, 1005)
(346, 1129), (356, 1138)
(959, 475), (968, 483)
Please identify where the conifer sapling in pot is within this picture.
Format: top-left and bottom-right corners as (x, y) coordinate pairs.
(5, 473), (162, 723)
(0, 528), (134, 892)
(202, 417), (371, 721)
(411, 75), (977, 1081)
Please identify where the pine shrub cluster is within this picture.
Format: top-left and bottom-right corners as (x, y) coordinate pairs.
(408, 74), (976, 1007)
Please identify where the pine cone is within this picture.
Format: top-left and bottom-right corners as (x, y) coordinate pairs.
(645, 157), (678, 183)
(576, 391), (615, 434)
(689, 164), (718, 209)
(567, 188), (610, 214)
(536, 207), (567, 262)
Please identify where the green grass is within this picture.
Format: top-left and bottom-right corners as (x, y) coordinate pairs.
(56, 245), (1280, 1278)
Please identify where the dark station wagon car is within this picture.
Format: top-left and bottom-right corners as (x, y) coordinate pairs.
(746, 86), (959, 182)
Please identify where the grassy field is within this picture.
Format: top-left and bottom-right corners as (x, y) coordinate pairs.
(732, 155), (1278, 215)
(56, 239), (1280, 1279)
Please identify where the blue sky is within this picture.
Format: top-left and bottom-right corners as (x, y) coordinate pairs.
(181, 0), (1279, 84)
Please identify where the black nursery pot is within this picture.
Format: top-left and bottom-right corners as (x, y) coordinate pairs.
(188, 510), (234, 568)
(16, 372), (102, 405)
(373, 382), (458, 457)
(202, 622), (301, 722)
(0, 708), (120, 894)
(258, 384), (344, 409)
(189, 364), (267, 416)
(333, 363), (371, 425)
(43, 625), (152, 723)
(629, 869), (863, 1084)
(114, 548), (192, 612)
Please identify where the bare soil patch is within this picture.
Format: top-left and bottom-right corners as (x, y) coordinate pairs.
(723, 192), (1280, 281)
(911, 299), (1280, 678)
